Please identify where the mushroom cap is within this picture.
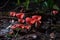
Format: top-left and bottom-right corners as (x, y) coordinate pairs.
(10, 12), (16, 17)
(16, 13), (24, 19)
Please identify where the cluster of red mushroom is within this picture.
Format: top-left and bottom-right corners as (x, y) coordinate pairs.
(10, 24), (31, 30)
(10, 12), (42, 30)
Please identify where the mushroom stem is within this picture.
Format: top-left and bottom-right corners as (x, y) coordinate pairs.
(35, 22), (37, 27)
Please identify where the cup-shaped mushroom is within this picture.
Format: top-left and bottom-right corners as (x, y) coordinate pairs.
(25, 25), (31, 30)
(10, 25), (16, 29)
(52, 10), (58, 15)
(10, 12), (16, 17)
(32, 15), (42, 21)
(18, 19), (25, 23)
(16, 13), (24, 19)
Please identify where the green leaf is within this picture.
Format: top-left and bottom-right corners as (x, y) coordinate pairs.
(53, 5), (59, 10)
(6, 34), (13, 38)
(26, 0), (30, 10)
(17, 0), (20, 5)
(34, 0), (38, 3)
(47, 0), (54, 8)
(23, 0), (30, 10)
(44, 1), (48, 7)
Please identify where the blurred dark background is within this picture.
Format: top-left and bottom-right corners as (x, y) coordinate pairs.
(0, 0), (60, 12)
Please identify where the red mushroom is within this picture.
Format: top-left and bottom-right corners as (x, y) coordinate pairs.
(16, 13), (24, 19)
(25, 17), (36, 25)
(10, 25), (17, 29)
(18, 19), (25, 23)
(30, 18), (36, 24)
(18, 24), (25, 29)
(15, 24), (20, 27)
(10, 12), (16, 17)
(21, 25), (25, 29)
(32, 15), (42, 21)
(32, 15), (42, 27)
(25, 17), (31, 24)
(52, 10), (58, 15)
(25, 25), (31, 30)
(10, 24), (20, 29)
(25, 17), (31, 22)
